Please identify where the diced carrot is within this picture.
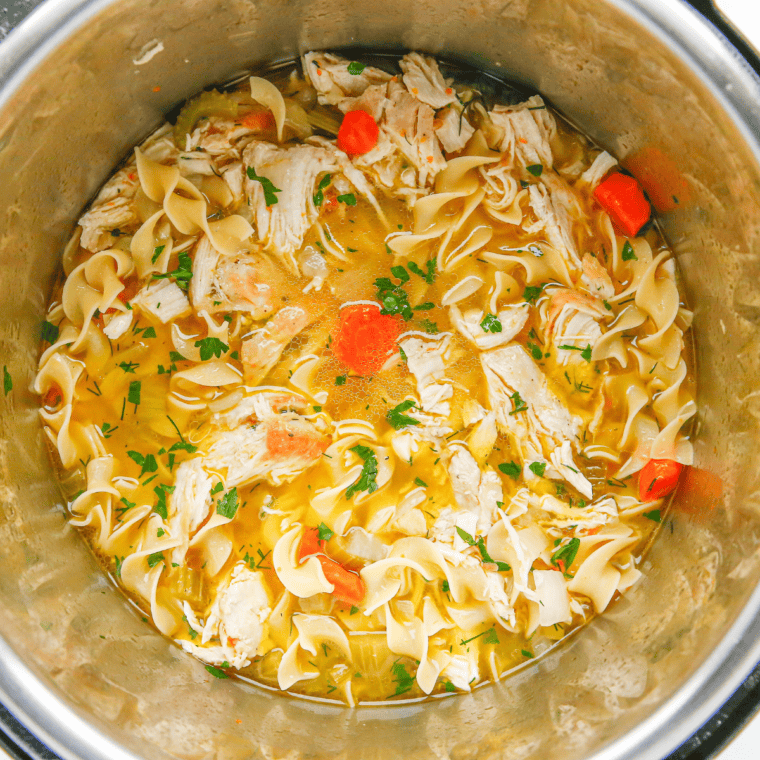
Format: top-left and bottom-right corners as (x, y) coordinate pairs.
(638, 459), (683, 502)
(594, 173), (651, 237)
(332, 303), (401, 376)
(337, 110), (379, 156)
(298, 527), (325, 563)
(323, 195), (338, 212)
(317, 557), (365, 605)
(240, 108), (275, 131)
(118, 278), (140, 303)
(265, 421), (328, 460)
(42, 385), (63, 409)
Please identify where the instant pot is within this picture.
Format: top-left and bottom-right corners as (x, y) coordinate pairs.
(2, 0), (760, 759)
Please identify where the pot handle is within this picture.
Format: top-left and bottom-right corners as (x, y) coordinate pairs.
(682, 0), (760, 77)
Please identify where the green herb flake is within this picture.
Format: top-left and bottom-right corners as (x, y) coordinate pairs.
(407, 259), (436, 284)
(499, 461), (521, 480)
(551, 537), (580, 574)
(529, 461), (546, 477)
(247, 166), (282, 206)
(509, 390), (528, 416)
(337, 193), (357, 206)
(414, 477), (428, 488)
(147, 551), (164, 568)
(151, 250), (193, 291)
(390, 661), (415, 696)
(643, 509), (662, 523)
(622, 240), (638, 261)
(526, 164), (544, 177)
(216, 487), (239, 519)
(151, 244), (166, 264)
(347, 61), (366, 75)
(386, 399), (420, 430)
(313, 173), (332, 207)
(205, 664), (229, 679)
(346, 444), (379, 499)
(521, 649), (534, 659)
(443, 681), (457, 693)
(335, 375), (347, 386)
(127, 380), (141, 407)
(317, 522), (335, 541)
(480, 313), (502, 333)
(3, 366), (11, 396)
(194, 337), (229, 361)
(523, 284), (544, 304)
(41, 321), (59, 343)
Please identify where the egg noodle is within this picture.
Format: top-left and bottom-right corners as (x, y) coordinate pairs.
(35, 52), (695, 704)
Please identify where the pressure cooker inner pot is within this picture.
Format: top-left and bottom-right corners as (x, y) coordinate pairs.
(1, 0), (760, 758)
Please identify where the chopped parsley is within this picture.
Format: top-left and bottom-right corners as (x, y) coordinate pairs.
(414, 302), (435, 311)
(558, 344), (593, 362)
(128, 380), (141, 408)
(41, 321), (59, 344)
(317, 522), (335, 541)
(529, 461), (546, 477)
(345, 444), (378, 499)
(349, 606), (359, 615)
(101, 422), (117, 439)
(386, 399), (420, 430)
(153, 483), (175, 519)
(205, 664), (229, 679)
(337, 193), (357, 206)
(147, 551), (164, 568)
(347, 61), (366, 75)
(414, 477), (428, 488)
(407, 259), (436, 284)
(526, 164), (543, 177)
(335, 375), (347, 386)
(456, 527), (511, 571)
(523, 284), (544, 304)
(527, 341), (543, 361)
(246, 166), (281, 206)
(622, 240), (638, 261)
(118, 361), (138, 373)
(375, 272), (413, 320)
(2, 366), (11, 396)
(643, 509), (662, 523)
(521, 649), (534, 659)
(460, 627), (499, 645)
(509, 390), (528, 415)
(127, 450), (157, 477)
(499, 461), (521, 480)
(390, 661), (415, 696)
(141, 326), (157, 339)
(480, 313), (502, 333)
(443, 681), (457, 693)
(194, 337), (229, 361)
(551, 537), (580, 575)
(151, 244), (165, 264)
(152, 251), (193, 291)
(313, 173), (332, 207)
(419, 318), (439, 334)
(216, 487), (239, 519)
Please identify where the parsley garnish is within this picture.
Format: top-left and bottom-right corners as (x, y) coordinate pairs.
(246, 166), (281, 206)
(509, 390), (528, 415)
(349, 606), (359, 615)
(559, 344), (593, 362)
(414, 477), (428, 488)
(443, 681), (457, 692)
(455, 527), (511, 571)
(151, 244), (165, 264)
(523, 284), (544, 304)
(141, 326), (157, 339)
(216, 487), (239, 519)
(521, 649), (534, 659)
(118, 361), (138, 373)
(460, 627), (499, 645)
(153, 483), (175, 519)
(526, 164), (543, 177)
(386, 399), (420, 430)
(390, 661), (415, 696)
(407, 259), (436, 284)
(347, 61), (366, 75)
(529, 461), (546, 477)
(117, 496), (136, 515)
(527, 341), (543, 361)
(375, 273), (413, 320)
(345, 444), (379, 499)
(337, 193), (357, 205)
(152, 251), (193, 291)
(147, 551), (164, 568)
(551, 538), (580, 575)
(3, 366), (11, 396)
(317, 522), (334, 541)
(313, 173), (331, 207)
(335, 375), (347, 386)
(128, 380), (141, 408)
(643, 509), (662, 523)
(499, 461), (521, 480)
(101, 422), (117, 439)
(205, 664), (229, 679)
(114, 556), (124, 578)
(480, 313), (502, 333)
(622, 240), (638, 261)
(41, 321), (59, 343)
(194, 337), (229, 361)
(420, 318), (439, 334)
(127, 450), (158, 477)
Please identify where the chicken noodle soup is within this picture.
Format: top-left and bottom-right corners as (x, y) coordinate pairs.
(35, 52), (695, 704)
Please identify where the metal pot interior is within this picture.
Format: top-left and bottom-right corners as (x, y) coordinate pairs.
(1, 0), (760, 758)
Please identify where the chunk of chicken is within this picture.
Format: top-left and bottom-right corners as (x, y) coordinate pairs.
(169, 458), (214, 564)
(481, 344), (581, 460)
(548, 440), (593, 499)
(241, 305), (315, 385)
(449, 303), (529, 350)
(528, 178), (583, 270)
(204, 415), (329, 488)
(132, 279), (191, 323)
(545, 287), (606, 365)
(302, 51), (392, 106)
(580, 253), (615, 300)
(243, 141), (340, 272)
(435, 104), (475, 154)
(487, 95), (556, 170)
(79, 194), (139, 253)
(398, 334), (453, 417)
(190, 236), (288, 319)
(399, 52), (457, 109)
(538, 493), (618, 535)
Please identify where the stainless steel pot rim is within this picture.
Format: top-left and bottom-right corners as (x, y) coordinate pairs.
(0, 2), (759, 760)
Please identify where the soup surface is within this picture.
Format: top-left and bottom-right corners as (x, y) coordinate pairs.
(35, 52), (695, 704)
